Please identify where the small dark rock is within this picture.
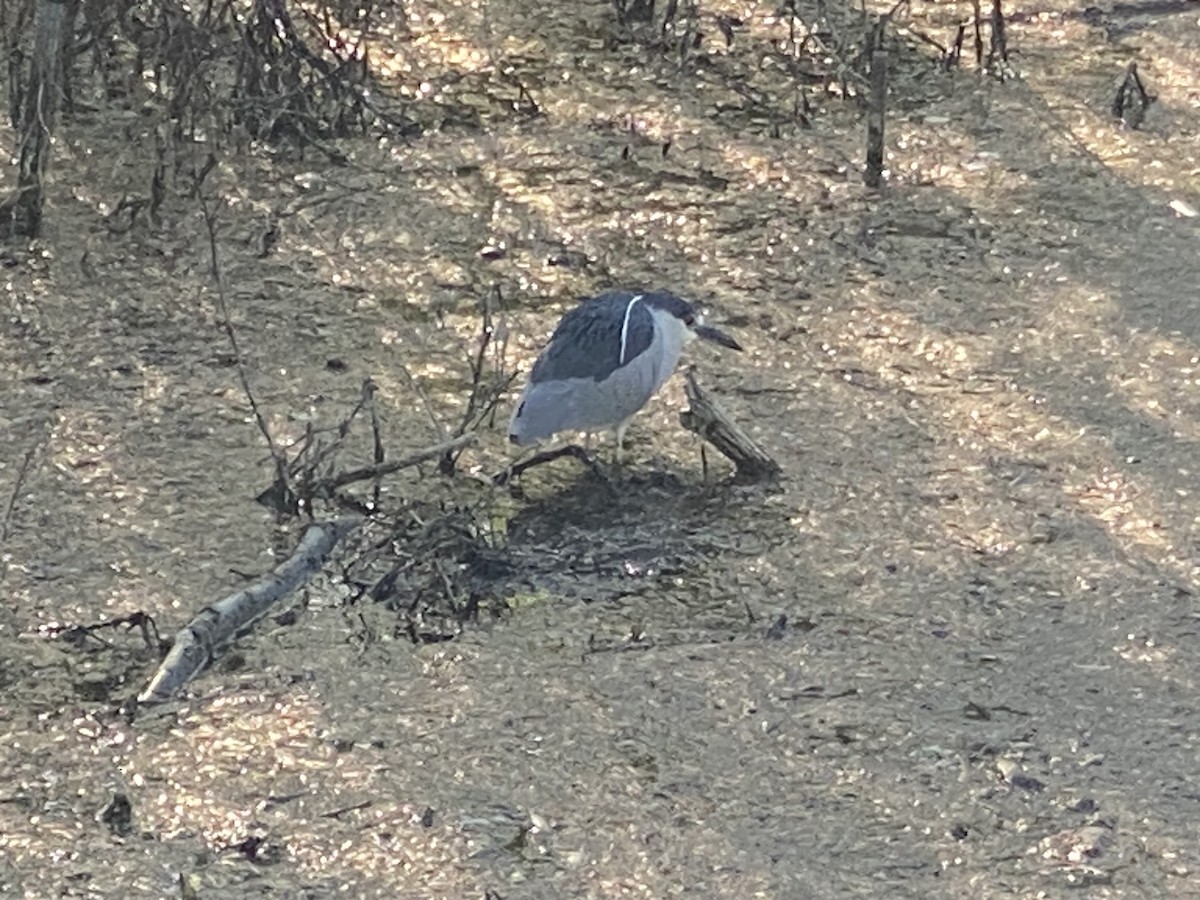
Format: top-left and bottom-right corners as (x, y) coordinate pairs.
(765, 615), (788, 640)
(1011, 773), (1046, 793)
(232, 834), (281, 865)
(1069, 797), (1099, 814)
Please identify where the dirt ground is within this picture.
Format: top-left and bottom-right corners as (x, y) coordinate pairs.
(3, 0), (1200, 897)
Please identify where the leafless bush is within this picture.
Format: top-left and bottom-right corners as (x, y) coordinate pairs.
(17, 0), (416, 155)
(1, 0), (67, 238)
(612, 0), (702, 61)
(0, 0), (419, 235)
(231, 0), (416, 146)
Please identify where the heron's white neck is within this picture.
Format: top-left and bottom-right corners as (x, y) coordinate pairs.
(645, 307), (691, 391)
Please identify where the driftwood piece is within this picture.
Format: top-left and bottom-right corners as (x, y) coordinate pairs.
(679, 371), (781, 481)
(138, 518), (361, 704)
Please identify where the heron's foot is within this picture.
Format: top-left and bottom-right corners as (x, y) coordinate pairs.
(571, 446), (616, 486)
(494, 444), (617, 494)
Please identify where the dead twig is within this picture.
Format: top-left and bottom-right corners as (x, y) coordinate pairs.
(278, 378), (380, 506)
(864, 18), (888, 189)
(440, 285), (516, 475)
(37, 611), (163, 653)
(313, 433), (477, 495)
(321, 800), (372, 819)
(252, 384), (475, 513)
(201, 197), (294, 511)
(971, 0), (984, 69)
(270, 380), (372, 488)
(986, 0), (1012, 79)
(394, 361), (446, 440)
(1, 442), (40, 544)
(948, 22), (966, 69)
(367, 379), (385, 509)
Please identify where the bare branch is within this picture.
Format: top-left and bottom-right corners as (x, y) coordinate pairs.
(315, 433), (477, 494)
(2, 440), (41, 544)
(200, 196), (294, 509)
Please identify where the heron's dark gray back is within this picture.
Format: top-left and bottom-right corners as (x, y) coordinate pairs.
(530, 291), (659, 384)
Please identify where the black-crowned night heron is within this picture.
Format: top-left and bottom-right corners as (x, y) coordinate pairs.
(508, 290), (742, 461)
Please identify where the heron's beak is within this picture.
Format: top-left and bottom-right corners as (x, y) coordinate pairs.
(694, 323), (743, 351)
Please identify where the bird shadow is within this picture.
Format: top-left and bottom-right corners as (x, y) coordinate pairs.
(502, 452), (733, 539)
(461, 449), (781, 609)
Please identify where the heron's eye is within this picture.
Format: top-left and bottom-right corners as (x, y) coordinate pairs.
(684, 314), (695, 326)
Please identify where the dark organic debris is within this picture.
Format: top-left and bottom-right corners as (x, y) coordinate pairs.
(229, 833), (282, 865)
(98, 792), (134, 837)
(765, 615), (789, 639)
(1112, 62), (1156, 129)
(1011, 773), (1047, 793)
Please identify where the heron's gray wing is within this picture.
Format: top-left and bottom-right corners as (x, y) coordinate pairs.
(529, 293), (655, 384)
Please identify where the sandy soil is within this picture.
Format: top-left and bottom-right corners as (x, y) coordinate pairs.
(2, 0), (1200, 896)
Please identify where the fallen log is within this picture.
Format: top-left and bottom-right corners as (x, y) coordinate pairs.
(138, 518), (361, 704)
(679, 371), (781, 482)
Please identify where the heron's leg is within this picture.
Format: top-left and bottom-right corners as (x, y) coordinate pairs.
(613, 420), (630, 465)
